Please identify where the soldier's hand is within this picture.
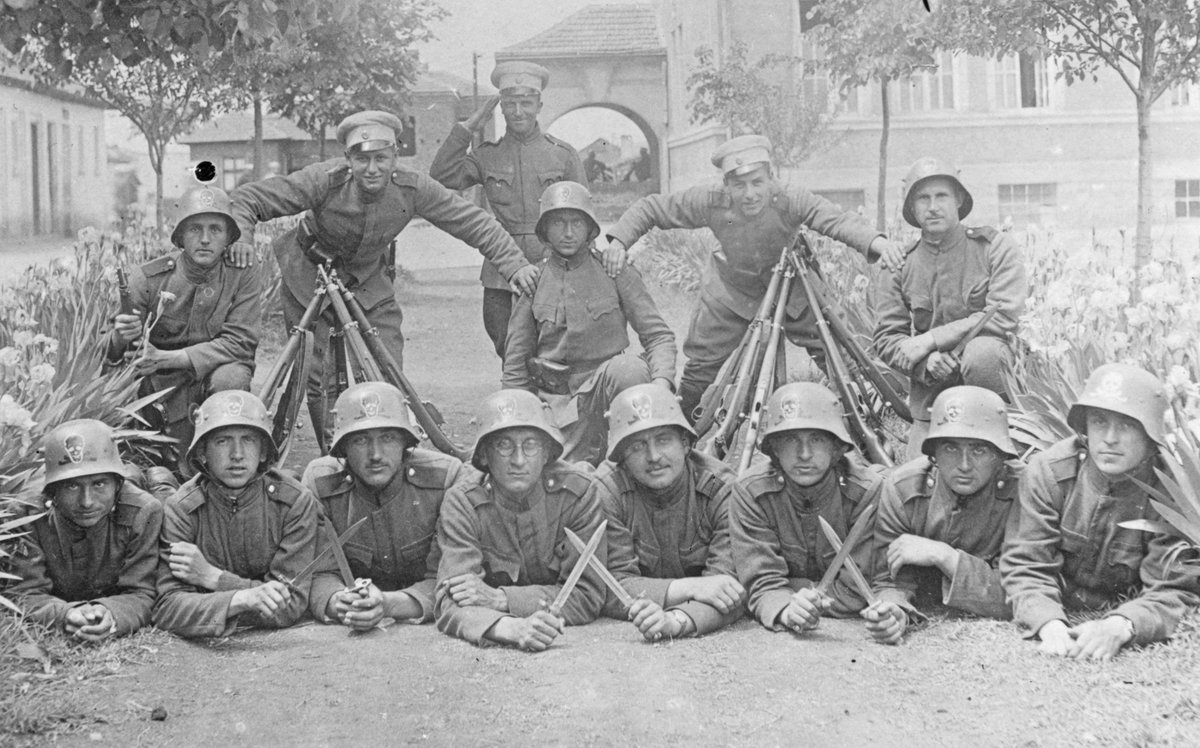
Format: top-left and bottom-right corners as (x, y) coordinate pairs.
(602, 239), (628, 278)
(441, 573), (507, 611)
(509, 265), (540, 297)
(1067, 617), (1132, 661)
(924, 351), (960, 382)
(896, 333), (936, 371)
(112, 312), (145, 346)
(333, 582), (385, 631)
(628, 597), (684, 642)
(862, 601), (907, 645)
(871, 237), (906, 273)
(779, 588), (827, 632)
(1035, 619), (1076, 657)
(494, 610), (563, 651)
(464, 95), (502, 133)
(677, 574), (745, 614)
(134, 344), (188, 376)
(168, 541), (223, 590)
(886, 534), (959, 580)
(227, 241), (255, 269)
(232, 580), (293, 619)
(64, 604), (117, 643)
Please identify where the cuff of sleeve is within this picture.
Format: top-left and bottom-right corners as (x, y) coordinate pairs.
(404, 580), (437, 623)
(672, 601), (735, 636)
(501, 586), (545, 618)
(755, 589), (794, 630)
(863, 234), (884, 262)
(1019, 598), (1068, 640)
(215, 571), (258, 592)
(1112, 602), (1161, 647)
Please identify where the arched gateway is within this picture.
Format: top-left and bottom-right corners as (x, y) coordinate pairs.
(495, 4), (666, 185)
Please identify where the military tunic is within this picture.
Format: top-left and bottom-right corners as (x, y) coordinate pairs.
(591, 450), (745, 635)
(731, 456), (884, 628)
(872, 455), (1021, 620)
(302, 450), (463, 623)
(873, 224), (1027, 423)
(153, 469), (318, 638)
(606, 183), (882, 414)
(5, 485), (161, 636)
(1000, 437), (1200, 645)
(105, 251), (260, 431)
(430, 123), (585, 291)
(434, 462), (605, 646)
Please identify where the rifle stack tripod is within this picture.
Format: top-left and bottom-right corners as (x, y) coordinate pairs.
(256, 265), (468, 465)
(693, 233), (912, 474)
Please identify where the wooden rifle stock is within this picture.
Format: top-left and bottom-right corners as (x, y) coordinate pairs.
(116, 267), (134, 316)
(737, 264), (794, 476)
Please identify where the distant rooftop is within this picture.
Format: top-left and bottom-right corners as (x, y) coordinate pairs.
(497, 4), (664, 59)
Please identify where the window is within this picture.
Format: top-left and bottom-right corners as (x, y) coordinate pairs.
(92, 126), (101, 177)
(77, 125), (85, 175)
(815, 189), (866, 214)
(999, 183), (1057, 228)
(1177, 180), (1200, 218)
(892, 52), (956, 113)
(1169, 82), (1199, 108)
(221, 156), (251, 190)
(994, 52), (1049, 109)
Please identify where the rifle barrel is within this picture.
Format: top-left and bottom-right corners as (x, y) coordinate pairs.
(737, 266), (794, 476)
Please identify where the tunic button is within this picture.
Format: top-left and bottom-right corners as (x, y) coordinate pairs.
(345, 475), (353, 483)
(547, 479), (555, 487)
(408, 468), (415, 476)
(268, 485), (276, 493)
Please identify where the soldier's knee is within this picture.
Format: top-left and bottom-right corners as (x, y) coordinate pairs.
(207, 363), (253, 394)
(959, 337), (1011, 391)
(605, 354), (651, 391)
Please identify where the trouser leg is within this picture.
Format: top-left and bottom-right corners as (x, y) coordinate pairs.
(561, 354), (651, 465)
(482, 288), (513, 358)
(959, 336), (1012, 401)
(679, 297), (750, 424)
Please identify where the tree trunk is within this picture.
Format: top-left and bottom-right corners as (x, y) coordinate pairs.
(253, 91), (265, 181)
(147, 139), (166, 236)
(876, 75), (891, 232)
(318, 120), (327, 161)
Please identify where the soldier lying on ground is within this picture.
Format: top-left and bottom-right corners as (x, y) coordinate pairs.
(731, 382), (885, 633)
(503, 181), (676, 464)
(591, 384), (745, 641)
(430, 60), (585, 357)
(302, 382), (463, 631)
(601, 134), (904, 422)
(873, 157), (1027, 460)
(1001, 364), (1200, 661)
(435, 390), (605, 651)
(867, 386), (1024, 645)
(153, 391), (318, 638)
(229, 109), (538, 450)
(4, 420), (161, 642)
(106, 186), (261, 470)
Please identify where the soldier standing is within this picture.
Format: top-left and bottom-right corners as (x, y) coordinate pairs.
(592, 384), (746, 641)
(230, 110), (537, 449)
(1001, 364), (1200, 660)
(866, 386), (1023, 645)
(303, 382), (463, 630)
(153, 391), (318, 638)
(504, 181), (676, 464)
(106, 185), (261, 465)
(430, 61), (586, 356)
(603, 134), (904, 421)
(4, 420), (161, 642)
(730, 382), (885, 632)
(873, 157), (1028, 460)
(435, 390), (605, 651)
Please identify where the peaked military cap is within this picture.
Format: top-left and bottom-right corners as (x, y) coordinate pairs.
(491, 61), (550, 95)
(712, 134), (772, 176)
(336, 110), (405, 153)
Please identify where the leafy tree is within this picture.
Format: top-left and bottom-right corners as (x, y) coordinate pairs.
(805, 0), (940, 231)
(0, 0), (318, 71)
(942, 0), (1200, 286)
(262, 0), (446, 161)
(687, 42), (838, 169)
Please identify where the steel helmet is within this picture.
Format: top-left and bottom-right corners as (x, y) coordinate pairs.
(535, 181), (600, 243)
(606, 383), (697, 461)
(170, 185), (241, 248)
(901, 157), (974, 228)
(759, 382), (854, 453)
(1067, 363), (1168, 446)
(187, 390), (277, 473)
(471, 389), (564, 470)
(43, 419), (126, 489)
(923, 386), (1017, 458)
(330, 381), (420, 456)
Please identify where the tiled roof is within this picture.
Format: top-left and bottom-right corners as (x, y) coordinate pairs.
(497, 4), (664, 59)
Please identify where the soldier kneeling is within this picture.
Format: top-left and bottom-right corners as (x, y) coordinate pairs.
(302, 382), (463, 630)
(503, 181), (676, 465)
(5, 420), (161, 642)
(153, 391), (318, 638)
(593, 383), (746, 641)
(867, 386), (1023, 644)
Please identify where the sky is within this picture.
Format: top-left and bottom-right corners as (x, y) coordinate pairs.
(415, 0), (648, 147)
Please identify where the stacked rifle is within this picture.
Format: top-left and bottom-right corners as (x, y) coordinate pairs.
(694, 233), (912, 473)
(257, 265), (468, 465)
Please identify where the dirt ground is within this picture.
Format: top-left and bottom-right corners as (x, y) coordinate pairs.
(36, 266), (1200, 747)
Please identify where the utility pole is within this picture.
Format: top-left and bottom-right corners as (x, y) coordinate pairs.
(471, 51), (481, 149)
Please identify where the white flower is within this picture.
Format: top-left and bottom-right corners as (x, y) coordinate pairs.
(159, 291), (177, 303)
(28, 363), (55, 384)
(77, 226), (100, 245)
(1167, 365), (1192, 389)
(11, 330), (34, 348)
(0, 347), (21, 367)
(0, 394), (35, 430)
